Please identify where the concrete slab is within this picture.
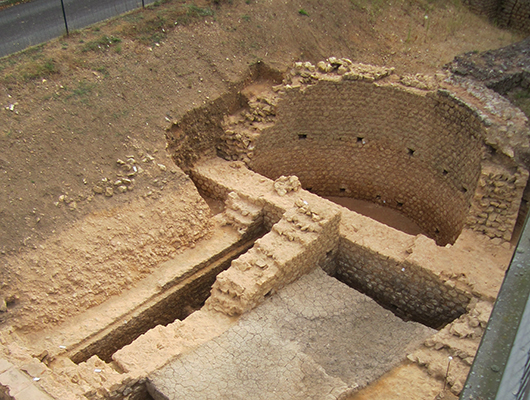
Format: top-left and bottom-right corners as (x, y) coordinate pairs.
(147, 268), (435, 400)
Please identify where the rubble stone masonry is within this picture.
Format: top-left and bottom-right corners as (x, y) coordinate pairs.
(167, 59), (530, 246)
(463, 0), (530, 32)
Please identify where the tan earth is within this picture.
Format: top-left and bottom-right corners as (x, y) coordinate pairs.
(0, 0), (525, 398)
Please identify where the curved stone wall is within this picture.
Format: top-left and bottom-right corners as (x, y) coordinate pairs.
(248, 76), (484, 245)
(168, 59), (530, 246)
(463, 0), (530, 32)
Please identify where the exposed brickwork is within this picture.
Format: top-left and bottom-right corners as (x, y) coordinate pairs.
(206, 199), (341, 316)
(467, 162), (529, 239)
(247, 79), (483, 246)
(336, 236), (471, 329)
(169, 59), (530, 246)
(463, 0), (530, 32)
(191, 157), (475, 326)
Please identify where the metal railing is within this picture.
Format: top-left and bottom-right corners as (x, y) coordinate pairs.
(460, 213), (530, 400)
(0, 0), (155, 58)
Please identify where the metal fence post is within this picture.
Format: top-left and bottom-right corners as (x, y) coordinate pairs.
(60, 0), (69, 36)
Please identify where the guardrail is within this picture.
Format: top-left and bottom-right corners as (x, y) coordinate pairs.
(460, 213), (530, 400)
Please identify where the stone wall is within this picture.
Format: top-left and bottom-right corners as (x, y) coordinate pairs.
(191, 157), (476, 326)
(467, 161), (529, 240)
(169, 59), (530, 246)
(463, 0), (530, 32)
(246, 75), (484, 246)
(10, 156), (508, 399)
(206, 200), (341, 316)
(336, 236), (471, 329)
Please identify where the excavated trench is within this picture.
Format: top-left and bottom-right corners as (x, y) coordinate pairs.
(61, 56), (523, 379)
(163, 61), (497, 334)
(66, 226), (267, 365)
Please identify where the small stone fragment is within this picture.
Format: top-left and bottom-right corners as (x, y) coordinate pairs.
(0, 298), (7, 313)
(105, 187), (114, 197)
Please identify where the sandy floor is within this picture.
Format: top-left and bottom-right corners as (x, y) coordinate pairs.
(326, 196), (423, 236)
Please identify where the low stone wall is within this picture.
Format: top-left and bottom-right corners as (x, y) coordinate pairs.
(206, 199), (341, 316)
(192, 157), (477, 327)
(336, 236), (471, 329)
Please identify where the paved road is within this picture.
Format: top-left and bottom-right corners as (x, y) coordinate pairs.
(0, 0), (152, 58)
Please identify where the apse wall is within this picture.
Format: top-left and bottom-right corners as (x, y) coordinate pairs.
(167, 60), (530, 246)
(249, 81), (484, 246)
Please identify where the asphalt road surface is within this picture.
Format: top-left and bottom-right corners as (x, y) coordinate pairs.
(0, 0), (152, 58)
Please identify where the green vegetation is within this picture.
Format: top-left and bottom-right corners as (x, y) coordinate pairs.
(64, 80), (97, 104)
(122, 2), (214, 44)
(20, 57), (58, 81)
(183, 4), (214, 18)
(81, 35), (122, 52)
(511, 89), (530, 118)
(0, 0), (30, 8)
(298, 8), (309, 16)
(0, 47), (57, 82)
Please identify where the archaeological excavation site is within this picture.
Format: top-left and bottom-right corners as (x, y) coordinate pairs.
(1, 0), (530, 399)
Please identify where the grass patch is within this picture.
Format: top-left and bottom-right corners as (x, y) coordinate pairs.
(121, 2), (214, 45)
(298, 8), (309, 16)
(93, 65), (110, 77)
(21, 58), (58, 81)
(81, 35), (122, 52)
(510, 89), (530, 118)
(0, 0), (31, 8)
(183, 4), (214, 18)
(65, 80), (97, 104)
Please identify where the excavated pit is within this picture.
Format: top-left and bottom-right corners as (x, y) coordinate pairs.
(68, 231), (264, 364)
(189, 157), (474, 333)
(166, 59), (530, 332)
(3, 58), (528, 400)
(321, 198), (465, 329)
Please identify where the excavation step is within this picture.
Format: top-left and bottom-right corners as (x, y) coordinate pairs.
(147, 268), (435, 400)
(24, 221), (265, 365)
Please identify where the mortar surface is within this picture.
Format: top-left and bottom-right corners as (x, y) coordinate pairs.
(147, 268), (435, 400)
